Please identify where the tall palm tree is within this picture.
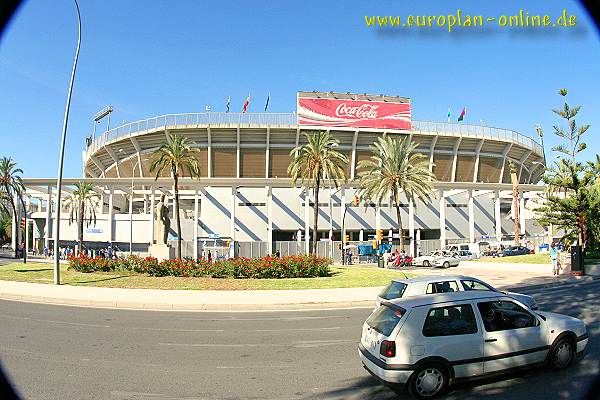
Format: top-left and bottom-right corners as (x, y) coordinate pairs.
(0, 157), (24, 258)
(288, 131), (347, 255)
(509, 161), (521, 246)
(64, 182), (99, 255)
(150, 133), (201, 259)
(357, 136), (435, 251)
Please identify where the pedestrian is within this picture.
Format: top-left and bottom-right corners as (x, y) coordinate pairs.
(207, 250), (212, 263)
(551, 242), (560, 276)
(275, 250), (280, 258)
(383, 250), (391, 267)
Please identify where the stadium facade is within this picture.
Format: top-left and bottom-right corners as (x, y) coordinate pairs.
(18, 92), (548, 258)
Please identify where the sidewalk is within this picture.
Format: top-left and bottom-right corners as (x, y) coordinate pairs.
(0, 261), (595, 312)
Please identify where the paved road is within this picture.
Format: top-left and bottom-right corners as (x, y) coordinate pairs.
(1, 281), (599, 400)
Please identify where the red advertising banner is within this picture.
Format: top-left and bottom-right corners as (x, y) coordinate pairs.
(297, 96), (411, 130)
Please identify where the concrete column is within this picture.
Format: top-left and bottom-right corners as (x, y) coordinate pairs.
(231, 187), (237, 242)
(375, 206), (381, 237)
(267, 186), (273, 253)
(439, 190), (446, 248)
(495, 190), (502, 243)
(11, 206), (16, 251)
(340, 188), (346, 240)
(25, 196), (30, 253)
(468, 190), (475, 243)
(107, 188), (114, 243)
(359, 229), (364, 242)
(45, 186), (52, 248)
(408, 200), (415, 256)
(416, 229), (421, 256)
(194, 191), (199, 259)
(150, 187), (155, 245)
(304, 188), (310, 254)
(520, 194), (526, 237)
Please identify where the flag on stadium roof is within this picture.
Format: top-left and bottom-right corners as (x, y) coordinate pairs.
(457, 106), (466, 122)
(447, 108), (451, 123)
(226, 96), (231, 113)
(264, 92), (270, 111)
(242, 94), (251, 113)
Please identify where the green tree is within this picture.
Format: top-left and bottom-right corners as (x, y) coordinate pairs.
(150, 133), (202, 259)
(288, 131), (347, 255)
(356, 136), (436, 250)
(63, 182), (99, 255)
(537, 89), (598, 248)
(0, 157), (24, 257)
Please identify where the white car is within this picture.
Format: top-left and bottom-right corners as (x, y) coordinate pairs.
(413, 250), (458, 268)
(454, 250), (477, 260)
(376, 275), (537, 310)
(359, 291), (588, 399)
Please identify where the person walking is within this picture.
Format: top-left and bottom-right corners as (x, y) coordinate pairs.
(207, 250), (212, 263)
(550, 242), (560, 276)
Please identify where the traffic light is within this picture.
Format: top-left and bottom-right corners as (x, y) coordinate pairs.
(20, 218), (25, 231)
(372, 240), (377, 249)
(353, 196), (360, 206)
(376, 229), (383, 242)
(344, 234), (350, 244)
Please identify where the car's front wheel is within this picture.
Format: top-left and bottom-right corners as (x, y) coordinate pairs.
(423, 260), (430, 267)
(549, 337), (575, 370)
(443, 261), (450, 269)
(408, 363), (449, 399)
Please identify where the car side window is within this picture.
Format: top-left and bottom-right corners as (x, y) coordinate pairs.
(426, 280), (460, 294)
(477, 301), (537, 332)
(422, 304), (478, 337)
(461, 280), (494, 291)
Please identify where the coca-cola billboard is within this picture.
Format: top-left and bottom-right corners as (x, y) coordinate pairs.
(297, 92), (411, 130)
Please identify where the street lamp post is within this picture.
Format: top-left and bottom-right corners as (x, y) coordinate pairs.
(53, 0), (81, 285)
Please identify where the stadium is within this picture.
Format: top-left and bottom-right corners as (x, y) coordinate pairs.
(19, 91), (547, 259)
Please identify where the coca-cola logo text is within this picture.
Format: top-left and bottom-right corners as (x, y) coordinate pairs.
(335, 103), (379, 119)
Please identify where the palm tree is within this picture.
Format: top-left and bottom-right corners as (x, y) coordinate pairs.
(288, 131), (347, 255)
(63, 182), (99, 255)
(357, 136), (435, 251)
(150, 133), (201, 259)
(509, 161), (521, 246)
(0, 157), (24, 258)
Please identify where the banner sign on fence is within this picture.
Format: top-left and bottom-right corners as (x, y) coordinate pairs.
(297, 91), (411, 130)
(85, 228), (103, 234)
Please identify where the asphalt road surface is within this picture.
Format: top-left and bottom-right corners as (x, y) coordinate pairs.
(1, 280), (599, 400)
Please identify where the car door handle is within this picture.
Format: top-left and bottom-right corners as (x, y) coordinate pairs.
(485, 338), (497, 343)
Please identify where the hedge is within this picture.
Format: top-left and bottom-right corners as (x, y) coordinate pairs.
(67, 255), (332, 279)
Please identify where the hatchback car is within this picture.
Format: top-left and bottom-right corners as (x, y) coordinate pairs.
(376, 275), (537, 310)
(359, 291), (588, 399)
(413, 251), (459, 268)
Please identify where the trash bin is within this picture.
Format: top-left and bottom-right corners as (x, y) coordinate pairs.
(377, 255), (384, 268)
(571, 245), (584, 276)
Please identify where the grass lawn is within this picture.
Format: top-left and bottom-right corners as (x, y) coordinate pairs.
(476, 254), (550, 264)
(0, 261), (415, 290)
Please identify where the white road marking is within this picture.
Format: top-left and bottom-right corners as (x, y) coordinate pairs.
(0, 314), (110, 328)
(249, 326), (341, 332)
(157, 339), (357, 348)
(180, 315), (347, 322)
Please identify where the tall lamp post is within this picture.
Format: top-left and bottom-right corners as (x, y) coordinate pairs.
(53, 0), (81, 285)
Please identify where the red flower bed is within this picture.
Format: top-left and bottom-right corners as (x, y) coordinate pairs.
(67, 255), (331, 279)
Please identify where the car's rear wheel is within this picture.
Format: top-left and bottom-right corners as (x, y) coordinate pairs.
(423, 260), (430, 267)
(443, 261), (450, 269)
(408, 363), (448, 399)
(549, 337), (575, 370)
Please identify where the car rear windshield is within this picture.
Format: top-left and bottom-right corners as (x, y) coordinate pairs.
(379, 281), (408, 300)
(366, 305), (406, 336)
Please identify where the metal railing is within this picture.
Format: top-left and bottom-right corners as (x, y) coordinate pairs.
(85, 112), (543, 161)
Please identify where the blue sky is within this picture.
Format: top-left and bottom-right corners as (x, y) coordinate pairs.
(0, 0), (599, 178)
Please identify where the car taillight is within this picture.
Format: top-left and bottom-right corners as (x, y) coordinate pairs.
(380, 340), (396, 357)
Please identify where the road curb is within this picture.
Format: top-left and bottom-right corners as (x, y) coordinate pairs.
(505, 275), (600, 292)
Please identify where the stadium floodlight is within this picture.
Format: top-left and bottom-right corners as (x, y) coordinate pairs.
(94, 106), (113, 121)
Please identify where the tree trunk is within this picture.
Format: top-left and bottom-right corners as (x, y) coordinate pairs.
(7, 190), (18, 259)
(395, 203), (404, 251)
(78, 201), (84, 255)
(174, 172), (182, 259)
(312, 180), (320, 257)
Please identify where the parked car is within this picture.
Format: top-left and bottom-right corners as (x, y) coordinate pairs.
(431, 254), (460, 268)
(455, 250), (477, 260)
(413, 250), (457, 268)
(503, 246), (531, 257)
(359, 291), (588, 399)
(376, 275), (537, 309)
